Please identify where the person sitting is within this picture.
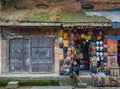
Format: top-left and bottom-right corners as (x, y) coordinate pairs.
(69, 59), (81, 88)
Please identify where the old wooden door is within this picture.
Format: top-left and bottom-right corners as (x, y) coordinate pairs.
(9, 38), (30, 72)
(31, 37), (54, 73)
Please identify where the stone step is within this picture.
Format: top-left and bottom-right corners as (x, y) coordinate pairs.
(77, 83), (87, 88)
(7, 81), (19, 89)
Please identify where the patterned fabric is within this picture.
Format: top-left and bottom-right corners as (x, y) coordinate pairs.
(92, 73), (118, 87)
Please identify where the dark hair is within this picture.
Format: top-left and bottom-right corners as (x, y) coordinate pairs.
(74, 59), (80, 65)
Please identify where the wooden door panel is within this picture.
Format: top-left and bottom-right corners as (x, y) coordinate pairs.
(9, 38), (30, 72)
(31, 37), (54, 73)
(32, 48), (53, 62)
(32, 63), (53, 72)
(32, 37), (54, 47)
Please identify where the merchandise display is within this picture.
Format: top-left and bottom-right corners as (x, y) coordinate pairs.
(92, 72), (119, 87)
(58, 28), (119, 84)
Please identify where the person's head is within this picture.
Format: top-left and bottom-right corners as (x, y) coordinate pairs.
(73, 60), (78, 66)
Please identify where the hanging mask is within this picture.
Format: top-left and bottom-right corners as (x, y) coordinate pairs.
(97, 35), (102, 40)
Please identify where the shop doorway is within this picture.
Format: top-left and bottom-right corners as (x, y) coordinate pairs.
(75, 39), (90, 71)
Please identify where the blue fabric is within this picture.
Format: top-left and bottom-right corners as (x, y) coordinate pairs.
(69, 61), (80, 75)
(112, 22), (120, 29)
(107, 35), (120, 40)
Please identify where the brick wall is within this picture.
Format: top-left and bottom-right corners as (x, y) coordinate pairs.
(3, 0), (120, 11)
(1, 27), (60, 74)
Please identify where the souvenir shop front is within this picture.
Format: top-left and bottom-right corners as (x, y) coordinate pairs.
(58, 26), (120, 78)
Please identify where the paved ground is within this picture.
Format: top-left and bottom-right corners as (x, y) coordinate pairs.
(0, 86), (120, 89)
(31, 86), (120, 89)
(32, 86), (72, 89)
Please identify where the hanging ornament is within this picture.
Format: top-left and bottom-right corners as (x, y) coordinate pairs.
(88, 30), (93, 36)
(70, 33), (74, 40)
(68, 27), (72, 35)
(59, 43), (64, 48)
(74, 35), (78, 42)
(87, 35), (92, 40)
(92, 46), (97, 52)
(59, 37), (63, 43)
(68, 40), (71, 46)
(71, 40), (75, 46)
(59, 53), (64, 60)
(68, 47), (71, 52)
(71, 46), (75, 52)
(99, 31), (103, 36)
(67, 51), (71, 57)
(63, 32), (68, 40)
(97, 35), (102, 40)
(77, 34), (81, 40)
(71, 53), (75, 60)
(81, 34), (85, 39)
(59, 29), (64, 37)
(63, 40), (69, 47)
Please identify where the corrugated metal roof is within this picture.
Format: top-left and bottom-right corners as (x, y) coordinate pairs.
(85, 9), (120, 28)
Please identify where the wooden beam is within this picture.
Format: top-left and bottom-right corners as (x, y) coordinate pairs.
(0, 22), (112, 27)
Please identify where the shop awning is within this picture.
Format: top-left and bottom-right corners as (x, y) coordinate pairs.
(0, 22), (111, 27)
(0, 9), (111, 27)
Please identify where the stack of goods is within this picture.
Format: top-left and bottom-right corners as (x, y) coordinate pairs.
(58, 28), (90, 75)
(89, 31), (104, 73)
(92, 72), (119, 87)
(59, 29), (71, 75)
